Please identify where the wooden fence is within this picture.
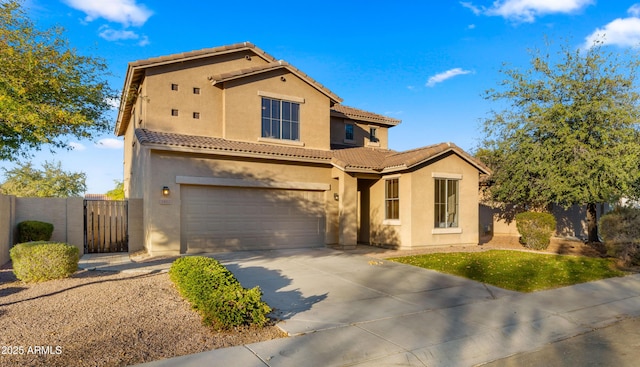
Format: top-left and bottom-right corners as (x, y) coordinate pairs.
(84, 200), (128, 253)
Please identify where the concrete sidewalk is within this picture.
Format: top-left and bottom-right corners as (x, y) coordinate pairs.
(80, 249), (640, 366)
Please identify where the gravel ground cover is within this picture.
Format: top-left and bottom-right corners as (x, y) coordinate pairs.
(0, 266), (285, 367)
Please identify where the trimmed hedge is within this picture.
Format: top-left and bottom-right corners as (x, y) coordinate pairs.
(599, 207), (640, 266)
(169, 256), (271, 330)
(10, 241), (79, 282)
(17, 221), (54, 243)
(515, 212), (556, 250)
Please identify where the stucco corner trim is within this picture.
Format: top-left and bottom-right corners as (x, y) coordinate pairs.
(431, 172), (463, 180)
(432, 227), (463, 234)
(176, 176), (330, 191)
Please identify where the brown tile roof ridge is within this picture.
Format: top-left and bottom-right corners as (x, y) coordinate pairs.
(128, 42), (277, 67)
(331, 104), (401, 126)
(208, 60), (342, 103)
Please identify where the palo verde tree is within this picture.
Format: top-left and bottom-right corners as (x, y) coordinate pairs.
(480, 39), (640, 243)
(0, 0), (115, 160)
(0, 161), (86, 197)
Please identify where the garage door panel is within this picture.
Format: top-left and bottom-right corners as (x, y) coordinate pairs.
(182, 185), (325, 252)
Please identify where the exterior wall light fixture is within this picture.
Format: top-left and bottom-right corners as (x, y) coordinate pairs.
(334, 193), (339, 201)
(162, 186), (170, 197)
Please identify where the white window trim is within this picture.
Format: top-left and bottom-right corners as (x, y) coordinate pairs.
(384, 176), (400, 222)
(432, 172), (463, 179)
(258, 137), (305, 147)
(383, 219), (401, 226)
(258, 90), (305, 104)
(432, 227), (463, 234)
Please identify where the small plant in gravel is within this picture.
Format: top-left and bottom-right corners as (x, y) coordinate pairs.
(169, 256), (272, 330)
(17, 220), (54, 242)
(600, 207), (640, 266)
(10, 241), (79, 282)
(515, 212), (556, 250)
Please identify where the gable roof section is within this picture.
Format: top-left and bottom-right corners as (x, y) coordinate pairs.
(116, 42), (278, 136)
(135, 129), (489, 174)
(331, 104), (401, 126)
(208, 60), (342, 104)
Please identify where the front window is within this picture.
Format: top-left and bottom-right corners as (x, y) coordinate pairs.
(345, 124), (354, 140)
(434, 178), (459, 228)
(261, 97), (300, 141)
(385, 178), (399, 220)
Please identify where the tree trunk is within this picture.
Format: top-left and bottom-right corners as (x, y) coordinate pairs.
(586, 203), (599, 243)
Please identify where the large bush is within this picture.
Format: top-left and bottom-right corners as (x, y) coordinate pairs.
(169, 256), (271, 330)
(515, 212), (556, 250)
(10, 241), (79, 282)
(17, 220), (54, 242)
(599, 207), (640, 266)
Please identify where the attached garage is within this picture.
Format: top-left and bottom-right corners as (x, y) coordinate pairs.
(181, 184), (327, 252)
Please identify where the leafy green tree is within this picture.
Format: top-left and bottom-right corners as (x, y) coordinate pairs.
(0, 161), (86, 197)
(106, 180), (125, 200)
(480, 40), (640, 242)
(0, 0), (115, 160)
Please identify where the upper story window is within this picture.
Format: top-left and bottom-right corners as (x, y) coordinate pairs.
(369, 127), (378, 143)
(261, 97), (300, 141)
(171, 83), (179, 91)
(385, 178), (399, 220)
(345, 124), (354, 141)
(434, 178), (459, 228)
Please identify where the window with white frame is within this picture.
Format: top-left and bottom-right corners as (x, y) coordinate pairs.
(369, 127), (378, 143)
(261, 97), (300, 141)
(385, 178), (399, 220)
(434, 178), (459, 228)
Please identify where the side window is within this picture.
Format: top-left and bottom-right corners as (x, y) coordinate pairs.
(261, 97), (300, 141)
(369, 127), (378, 143)
(434, 178), (459, 228)
(345, 124), (354, 141)
(385, 178), (399, 220)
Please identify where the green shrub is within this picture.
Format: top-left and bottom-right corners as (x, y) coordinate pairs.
(169, 256), (271, 330)
(17, 221), (54, 243)
(10, 241), (79, 282)
(599, 207), (640, 266)
(515, 212), (556, 250)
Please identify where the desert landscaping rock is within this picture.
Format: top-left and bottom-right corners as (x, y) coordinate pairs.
(0, 266), (285, 367)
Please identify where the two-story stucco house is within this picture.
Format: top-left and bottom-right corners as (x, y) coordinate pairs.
(115, 42), (489, 256)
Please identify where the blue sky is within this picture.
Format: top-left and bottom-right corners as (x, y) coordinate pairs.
(6, 0), (640, 194)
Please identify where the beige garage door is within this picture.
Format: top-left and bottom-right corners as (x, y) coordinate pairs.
(181, 185), (326, 252)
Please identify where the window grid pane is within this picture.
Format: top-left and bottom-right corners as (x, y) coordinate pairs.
(261, 97), (300, 141)
(385, 179), (399, 220)
(434, 178), (459, 228)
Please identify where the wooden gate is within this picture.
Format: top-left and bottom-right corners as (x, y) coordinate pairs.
(84, 200), (128, 253)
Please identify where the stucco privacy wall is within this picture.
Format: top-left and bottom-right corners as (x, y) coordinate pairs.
(0, 195), (144, 265)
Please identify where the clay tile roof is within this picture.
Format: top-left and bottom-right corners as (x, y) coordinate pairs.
(135, 129), (489, 174)
(331, 105), (401, 126)
(135, 129), (333, 162)
(129, 42), (276, 67)
(208, 61), (342, 103)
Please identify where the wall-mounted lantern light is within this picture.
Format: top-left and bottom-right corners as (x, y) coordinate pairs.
(162, 186), (170, 197)
(334, 193), (339, 201)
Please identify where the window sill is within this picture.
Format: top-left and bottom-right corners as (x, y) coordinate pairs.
(343, 139), (356, 145)
(367, 141), (380, 147)
(383, 219), (401, 226)
(432, 227), (462, 234)
(258, 137), (305, 147)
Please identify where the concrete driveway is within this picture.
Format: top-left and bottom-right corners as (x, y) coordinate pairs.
(136, 247), (640, 367)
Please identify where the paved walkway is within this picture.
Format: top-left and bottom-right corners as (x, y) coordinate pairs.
(79, 248), (640, 366)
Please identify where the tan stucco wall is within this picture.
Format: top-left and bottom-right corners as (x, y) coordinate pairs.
(14, 197), (84, 255)
(0, 195), (15, 265)
(222, 69), (331, 150)
(141, 150), (339, 255)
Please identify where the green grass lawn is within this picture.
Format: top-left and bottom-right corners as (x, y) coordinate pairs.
(388, 250), (627, 292)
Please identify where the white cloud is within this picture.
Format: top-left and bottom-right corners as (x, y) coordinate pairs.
(69, 142), (86, 151)
(583, 5), (640, 49)
(95, 139), (124, 149)
(462, 0), (593, 23)
(63, 0), (152, 27)
(468, 23), (476, 29)
(99, 28), (139, 41)
(426, 68), (472, 87)
(138, 35), (150, 46)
